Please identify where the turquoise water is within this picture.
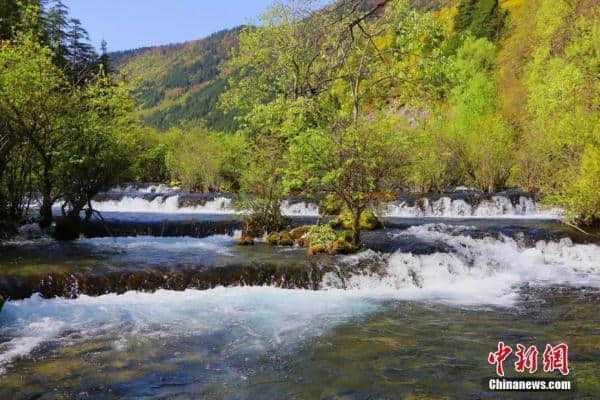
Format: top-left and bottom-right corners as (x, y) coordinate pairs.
(1, 218), (599, 399)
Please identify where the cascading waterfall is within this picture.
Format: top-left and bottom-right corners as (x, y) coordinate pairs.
(91, 195), (236, 214)
(108, 183), (180, 194)
(323, 224), (600, 305)
(90, 187), (560, 219)
(385, 196), (558, 218)
(91, 194), (321, 217)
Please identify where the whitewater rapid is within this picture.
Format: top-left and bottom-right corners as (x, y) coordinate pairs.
(0, 288), (380, 374)
(1, 223), (599, 374)
(323, 224), (600, 305)
(385, 196), (560, 219)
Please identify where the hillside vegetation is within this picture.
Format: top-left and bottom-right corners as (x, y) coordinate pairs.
(2, 0), (599, 242)
(114, 28), (242, 132)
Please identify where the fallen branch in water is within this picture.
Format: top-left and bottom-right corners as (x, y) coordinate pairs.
(91, 209), (115, 239)
(562, 220), (600, 238)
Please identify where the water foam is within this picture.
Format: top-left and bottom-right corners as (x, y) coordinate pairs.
(109, 184), (180, 194)
(280, 200), (320, 216)
(0, 288), (379, 374)
(324, 224), (600, 306)
(91, 195), (236, 214)
(385, 196), (559, 219)
(91, 196), (321, 216)
(2, 224), (599, 373)
(0, 317), (65, 374)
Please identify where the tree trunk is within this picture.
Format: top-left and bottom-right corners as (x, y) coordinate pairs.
(39, 192), (53, 229)
(38, 159), (54, 229)
(351, 208), (361, 246)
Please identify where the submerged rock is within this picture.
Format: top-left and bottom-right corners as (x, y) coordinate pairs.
(0, 245), (392, 301)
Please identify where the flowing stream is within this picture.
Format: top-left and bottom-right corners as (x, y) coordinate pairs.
(1, 188), (599, 399)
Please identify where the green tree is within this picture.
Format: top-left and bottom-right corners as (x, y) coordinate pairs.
(236, 135), (287, 238)
(553, 143), (600, 226)
(0, 0), (22, 40)
(286, 115), (407, 245)
(442, 37), (515, 192)
(0, 33), (71, 228)
(453, 0), (505, 41)
(53, 74), (133, 239)
(516, 1), (600, 224)
(164, 127), (221, 192)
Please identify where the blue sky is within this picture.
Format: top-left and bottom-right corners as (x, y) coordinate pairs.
(63, 0), (278, 52)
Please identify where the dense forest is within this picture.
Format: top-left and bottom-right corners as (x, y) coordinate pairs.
(0, 0), (134, 239)
(1, 0), (599, 245)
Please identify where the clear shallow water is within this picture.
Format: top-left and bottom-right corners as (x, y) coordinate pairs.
(0, 234), (310, 276)
(1, 219), (599, 399)
(1, 289), (599, 399)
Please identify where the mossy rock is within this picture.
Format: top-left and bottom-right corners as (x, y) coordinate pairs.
(0, 295), (4, 314)
(304, 225), (360, 255)
(279, 231), (294, 246)
(290, 226), (311, 240)
(267, 231), (294, 246)
(330, 210), (383, 231)
(236, 235), (255, 246)
(329, 239), (358, 255)
(267, 233), (281, 246)
(308, 243), (327, 255)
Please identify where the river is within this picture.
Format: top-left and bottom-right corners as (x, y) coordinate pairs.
(0, 187), (598, 399)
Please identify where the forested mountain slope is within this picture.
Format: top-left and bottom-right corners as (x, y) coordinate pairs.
(111, 27), (242, 132)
